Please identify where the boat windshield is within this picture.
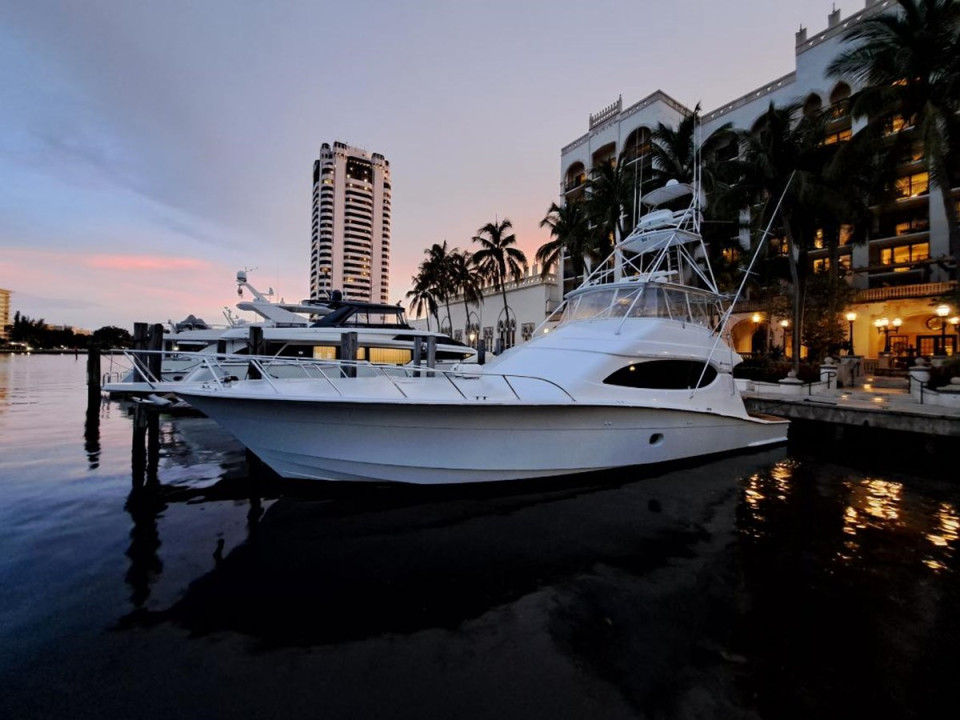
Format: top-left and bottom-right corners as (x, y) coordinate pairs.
(311, 305), (410, 328)
(558, 283), (721, 329)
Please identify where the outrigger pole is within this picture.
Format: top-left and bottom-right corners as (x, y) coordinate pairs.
(691, 171), (797, 398)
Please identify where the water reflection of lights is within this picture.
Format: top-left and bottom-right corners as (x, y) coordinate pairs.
(843, 478), (903, 531)
(741, 461), (796, 537)
(923, 502), (959, 573)
(837, 479), (905, 565)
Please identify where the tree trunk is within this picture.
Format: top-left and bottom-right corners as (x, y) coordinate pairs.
(784, 216), (803, 376)
(940, 182), (960, 301)
(500, 283), (510, 349)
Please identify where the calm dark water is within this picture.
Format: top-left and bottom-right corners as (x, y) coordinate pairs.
(1, 354), (958, 719)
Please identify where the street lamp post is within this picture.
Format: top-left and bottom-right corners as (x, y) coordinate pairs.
(874, 317), (901, 354)
(845, 311), (856, 355)
(875, 317), (890, 353)
(752, 313), (765, 356)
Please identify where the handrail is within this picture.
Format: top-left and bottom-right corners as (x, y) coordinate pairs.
(111, 350), (578, 403)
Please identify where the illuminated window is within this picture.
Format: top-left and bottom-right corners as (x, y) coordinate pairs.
(839, 225), (853, 246)
(367, 347), (412, 364)
(880, 242), (929, 268)
(885, 114), (914, 135)
(824, 128), (852, 145)
(894, 216), (929, 235)
(895, 172), (929, 199)
(769, 236), (789, 256)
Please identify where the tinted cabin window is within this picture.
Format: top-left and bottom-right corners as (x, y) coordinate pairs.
(603, 360), (717, 390)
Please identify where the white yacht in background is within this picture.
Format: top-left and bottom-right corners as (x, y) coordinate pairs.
(103, 270), (475, 396)
(176, 179), (789, 485)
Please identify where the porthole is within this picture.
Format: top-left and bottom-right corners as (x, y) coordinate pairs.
(649, 433), (664, 446)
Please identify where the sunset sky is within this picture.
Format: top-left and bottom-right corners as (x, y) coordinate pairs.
(1, 0), (868, 331)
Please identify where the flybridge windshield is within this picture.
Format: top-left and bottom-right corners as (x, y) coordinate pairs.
(312, 304), (411, 328)
(559, 284), (721, 328)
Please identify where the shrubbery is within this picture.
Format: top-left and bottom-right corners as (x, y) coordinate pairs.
(928, 359), (960, 390)
(733, 357), (820, 384)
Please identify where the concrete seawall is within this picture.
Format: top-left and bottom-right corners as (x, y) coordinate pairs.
(745, 392), (960, 437)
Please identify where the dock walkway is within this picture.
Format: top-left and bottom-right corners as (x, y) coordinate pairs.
(742, 374), (960, 437)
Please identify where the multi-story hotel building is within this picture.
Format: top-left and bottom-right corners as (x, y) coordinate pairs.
(310, 142), (391, 303)
(560, 0), (959, 361)
(0, 287), (10, 341)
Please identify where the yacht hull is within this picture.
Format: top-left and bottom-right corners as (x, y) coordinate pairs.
(179, 394), (788, 484)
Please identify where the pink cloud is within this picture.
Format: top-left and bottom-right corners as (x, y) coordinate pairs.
(85, 255), (213, 271)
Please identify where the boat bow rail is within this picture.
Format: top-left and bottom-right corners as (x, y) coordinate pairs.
(106, 350), (577, 403)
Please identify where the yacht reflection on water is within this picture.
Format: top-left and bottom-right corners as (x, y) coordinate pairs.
(113, 403), (960, 718)
(121, 404), (266, 611)
(117, 426), (781, 650)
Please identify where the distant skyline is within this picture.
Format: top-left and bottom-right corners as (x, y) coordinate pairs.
(1, 0), (869, 330)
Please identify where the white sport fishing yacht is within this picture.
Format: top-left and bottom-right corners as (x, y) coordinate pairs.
(176, 181), (789, 484)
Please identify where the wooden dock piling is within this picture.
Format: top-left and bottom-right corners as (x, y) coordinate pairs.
(86, 346), (101, 400)
(148, 323), (163, 380)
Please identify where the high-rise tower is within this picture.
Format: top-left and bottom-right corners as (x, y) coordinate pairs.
(0, 287), (10, 340)
(310, 142), (391, 303)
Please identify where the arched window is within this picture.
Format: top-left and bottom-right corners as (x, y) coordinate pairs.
(564, 162), (586, 194)
(829, 83), (851, 120)
(621, 126), (652, 170)
(803, 93), (823, 119)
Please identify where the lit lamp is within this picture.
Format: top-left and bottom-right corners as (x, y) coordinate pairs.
(874, 317), (890, 353)
(845, 311), (856, 354)
(936, 304), (950, 354)
(751, 313), (765, 355)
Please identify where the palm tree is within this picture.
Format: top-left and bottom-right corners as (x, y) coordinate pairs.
(421, 241), (455, 332)
(405, 272), (438, 331)
(827, 0), (960, 288)
(647, 103), (735, 193)
(472, 218), (527, 345)
(732, 101), (834, 373)
(447, 249), (484, 340)
(536, 200), (593, 289)
(585, 159), (635, 257)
